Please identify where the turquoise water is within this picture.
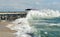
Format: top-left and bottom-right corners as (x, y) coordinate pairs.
(28, 18), (60, 37)
(27, 10), (60, 37)
(8, 10), (60, 37)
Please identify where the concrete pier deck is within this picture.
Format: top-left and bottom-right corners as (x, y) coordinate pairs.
(0, 11), (27, 21)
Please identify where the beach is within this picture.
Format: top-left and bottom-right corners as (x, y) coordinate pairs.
(0, 20), (16, 37)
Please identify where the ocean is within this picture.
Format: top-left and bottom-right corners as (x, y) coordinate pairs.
(7, 9), (60, 37)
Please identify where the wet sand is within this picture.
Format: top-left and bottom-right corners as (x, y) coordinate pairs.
(0, 20), (16, 37)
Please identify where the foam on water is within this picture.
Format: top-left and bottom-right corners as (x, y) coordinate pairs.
(7, 18), (34, 37)
(7, 9), (60, 37)
(26, 9), (60, 37)
(27, 9), (60, 19)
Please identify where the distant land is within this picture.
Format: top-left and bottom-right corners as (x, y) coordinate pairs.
(0, 8), (25, 12)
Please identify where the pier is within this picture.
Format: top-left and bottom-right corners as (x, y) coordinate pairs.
(0, 11), (27, 21)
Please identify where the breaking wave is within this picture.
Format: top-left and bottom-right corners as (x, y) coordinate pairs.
(7, 9), (60, 37)
(27, 9), (60, 19)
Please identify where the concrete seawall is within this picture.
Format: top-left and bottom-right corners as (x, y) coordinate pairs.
(0, 11), (27, 21)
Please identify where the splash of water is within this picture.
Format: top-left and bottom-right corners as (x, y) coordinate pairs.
(7, 9), (60, 37)
(7, 18), (34, 37)
(26, 9), (60, 37)
(27, 9), (60, 19)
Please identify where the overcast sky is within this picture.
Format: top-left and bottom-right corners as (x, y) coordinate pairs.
(0, 0), (60, 11)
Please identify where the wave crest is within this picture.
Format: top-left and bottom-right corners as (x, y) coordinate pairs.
(26, 9), (60, 19)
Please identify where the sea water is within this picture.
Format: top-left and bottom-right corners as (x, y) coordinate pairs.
(7, 9), (60, 37)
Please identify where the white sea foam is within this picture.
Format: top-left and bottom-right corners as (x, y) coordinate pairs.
(26, 9), (60, 26)
(7, 18), (33, 37)
(26, 9), (60, 19)
(7, 9), (60, 37)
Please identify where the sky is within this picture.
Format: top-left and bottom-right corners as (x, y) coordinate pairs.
(0, 0), (60, 11)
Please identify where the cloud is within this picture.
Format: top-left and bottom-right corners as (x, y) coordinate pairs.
(0, 0), (60, 11)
